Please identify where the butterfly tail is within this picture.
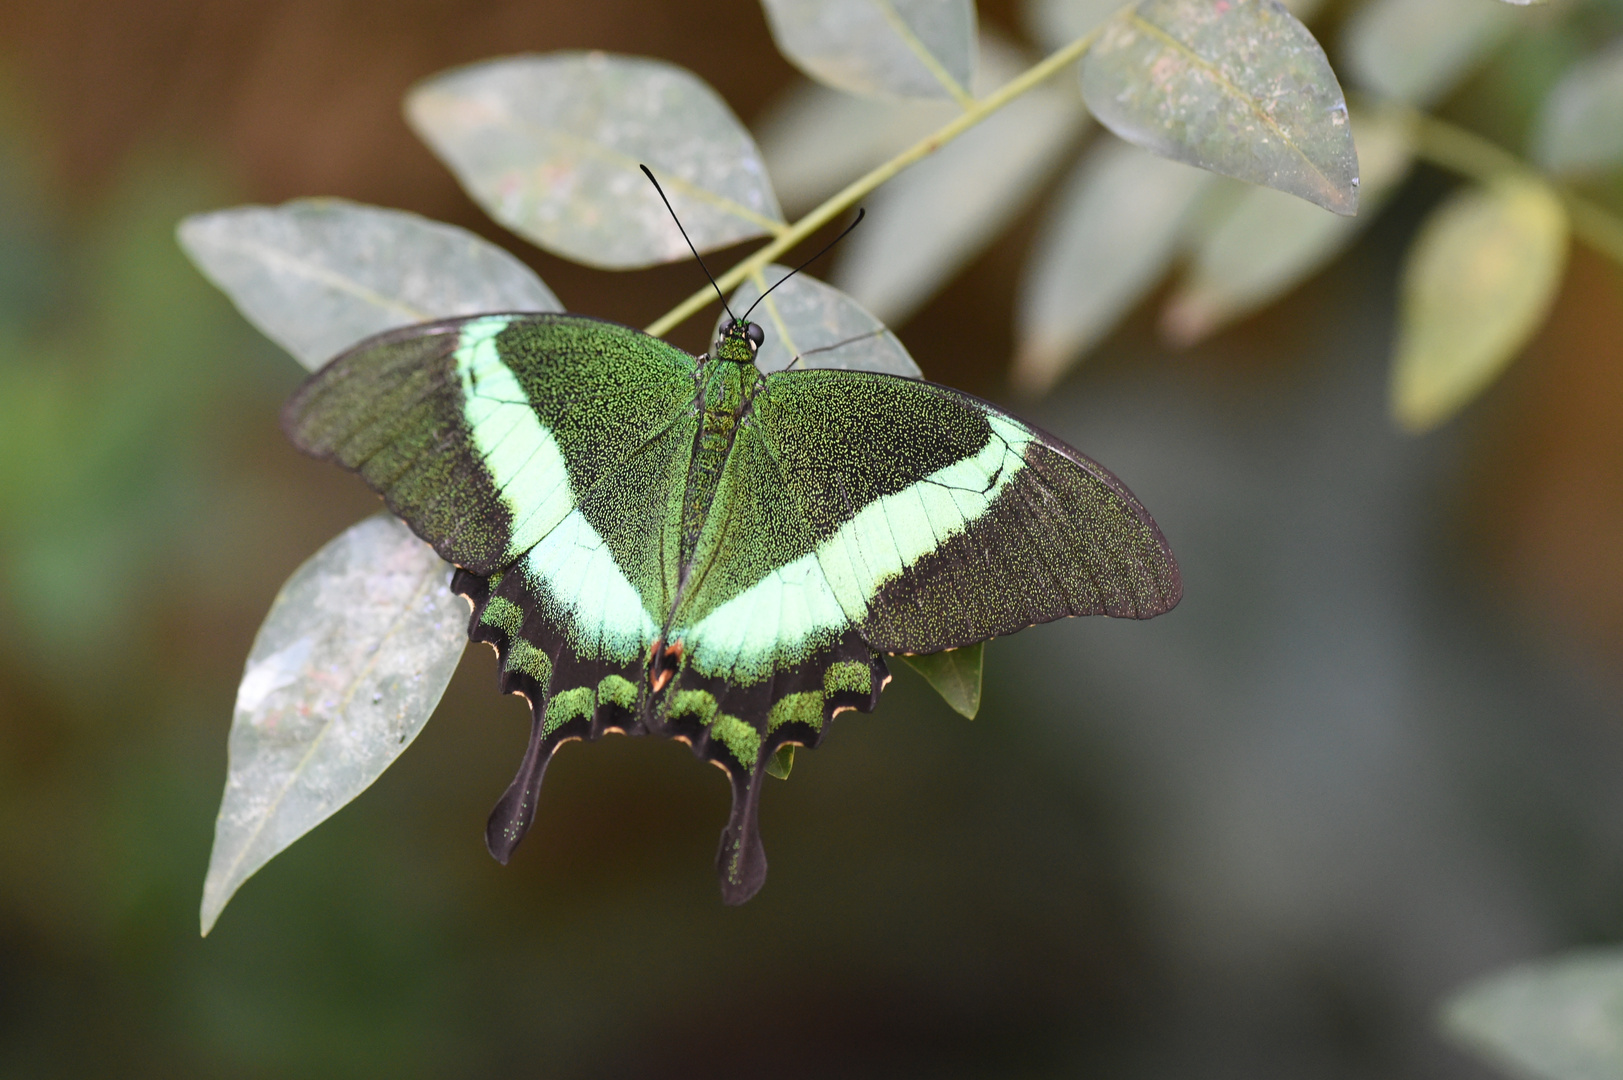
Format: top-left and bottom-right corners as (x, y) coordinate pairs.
(486, 714), (555, 864)
(716, 762), (768, 905)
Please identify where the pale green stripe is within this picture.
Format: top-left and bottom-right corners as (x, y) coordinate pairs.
(685, 415), (1031, 676)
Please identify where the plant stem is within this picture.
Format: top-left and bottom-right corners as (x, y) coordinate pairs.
(643, 25), (1105, 338)
(1406, 107), (1623, 266)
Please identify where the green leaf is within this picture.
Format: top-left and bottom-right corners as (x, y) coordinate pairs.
(1014, 137), (1213, 395)
(760, 0), (978, 102)
(717, 263), (923, 377)
(895, 642), (984, 719)
(1339, 0), (1516, 107)
(756, 79), (958, 214)
(1533, 41), (1623, 175)
(405, 52), (785, 270)
(1441, 947), (1623, 1080)
(1390, 177), (1568, 433)
(200, 515), (468, 935)
(766, 745), (796, 780)
(1079, 0), (1357, 215)
(833, 34), (1084, 324)
(177, 199), (560, 371)
(1162, 107), (1415, 346)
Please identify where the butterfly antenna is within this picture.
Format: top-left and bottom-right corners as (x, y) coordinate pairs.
(640, 164), (737, 325)
(741, 208), (865, 323)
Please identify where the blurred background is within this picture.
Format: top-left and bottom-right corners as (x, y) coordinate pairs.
(2, 0), (1622, 1076)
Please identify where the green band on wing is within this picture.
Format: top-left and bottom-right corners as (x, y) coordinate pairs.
(454, 316), (573, 560)
(682, 415), (1032, 680)
(522, 508), (658, 663)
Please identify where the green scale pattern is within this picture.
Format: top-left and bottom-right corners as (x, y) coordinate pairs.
(283, 312), (1180, 903)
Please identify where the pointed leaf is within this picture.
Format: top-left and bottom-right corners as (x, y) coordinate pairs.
(1079, 0), (1357, 215)
(716, 263), (922, 377)
(1162, 107), (1415, 345)
(405, 52), (785, 269)
(1441, 947), (1623, 1080)
(833, 34), (1084, 324)
(1014, 137), (1214, 395)
(201, 515), (468, 935)
(766, 745), (796, 780)
(177, 199), (560, 370)
(1340, 0), (1516, 107)
(1391, 177), (1568, 433)
(895, 642), (984, 719)
(756, 79), (958, 214)
(1533, 41), (1623, 175)
(761, 0), (977, 102)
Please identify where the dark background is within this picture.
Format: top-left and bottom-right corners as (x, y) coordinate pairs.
(1, 0), (1622, 1076)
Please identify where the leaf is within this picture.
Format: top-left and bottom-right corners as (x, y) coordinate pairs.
(1339, 0), (1517, 107)
(766, 745), (796, 780)
(200, 515), (469, 935)
(894, 642), (984, 719)
(831, 33), (1085, 325)
(1390, 177), (1568, 433)
(1079, 0), (1358, 215)
(1013, 137), (1214, 395)
(715, 262), (923, 377)
(177, 199), (560, 371)
(755, 79), (958, 214)
(760, 0), (978, 102)
(405, 52), (785, 270)
(1024, 0), (1324, 53)
(1441, 947), (1623, 1080)
(1162, 106), (1415, 345)
(1533, 40), (1623, 175)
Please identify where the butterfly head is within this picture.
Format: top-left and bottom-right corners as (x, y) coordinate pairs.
(715, 318), (765, 364)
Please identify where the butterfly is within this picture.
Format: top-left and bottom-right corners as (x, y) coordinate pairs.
(282, 311), (1180, 903)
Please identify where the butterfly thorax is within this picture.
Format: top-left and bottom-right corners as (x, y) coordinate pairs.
(680, 355), (760, 571)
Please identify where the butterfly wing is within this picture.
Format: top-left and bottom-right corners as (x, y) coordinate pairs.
(745, 368), (1181, 654)
(663, 368), (1177, 902)
(284, 312), (701, 859)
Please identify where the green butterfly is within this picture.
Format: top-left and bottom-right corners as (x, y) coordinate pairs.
(283, 311), (1180, 903)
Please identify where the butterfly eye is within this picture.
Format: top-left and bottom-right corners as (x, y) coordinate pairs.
(744, 322), (765, 349)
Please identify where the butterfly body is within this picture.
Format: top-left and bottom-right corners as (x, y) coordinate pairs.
(284, 313), (1179, 902)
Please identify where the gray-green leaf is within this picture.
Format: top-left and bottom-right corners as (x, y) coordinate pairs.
(761, 0), (978, 102)
(1014, 137), (1214, 395)
(177, 199), (560, 370)
(1340, 0), (1517, 107)
(716, 263), (923, 377)
(1162, 106), (1415, 345)
(1080, 0), (1357, 215)
(1441, 947), (1623, 1080)
(200, 515), (468, 936)
(1533, 41), (1623, 175)
(405, 52), (785, 269)
(895, 642), (984, 719)
(1390, 176), (1568, 433)
(1024, 0), (1324, 54)
(833, 34), (1084, 324)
